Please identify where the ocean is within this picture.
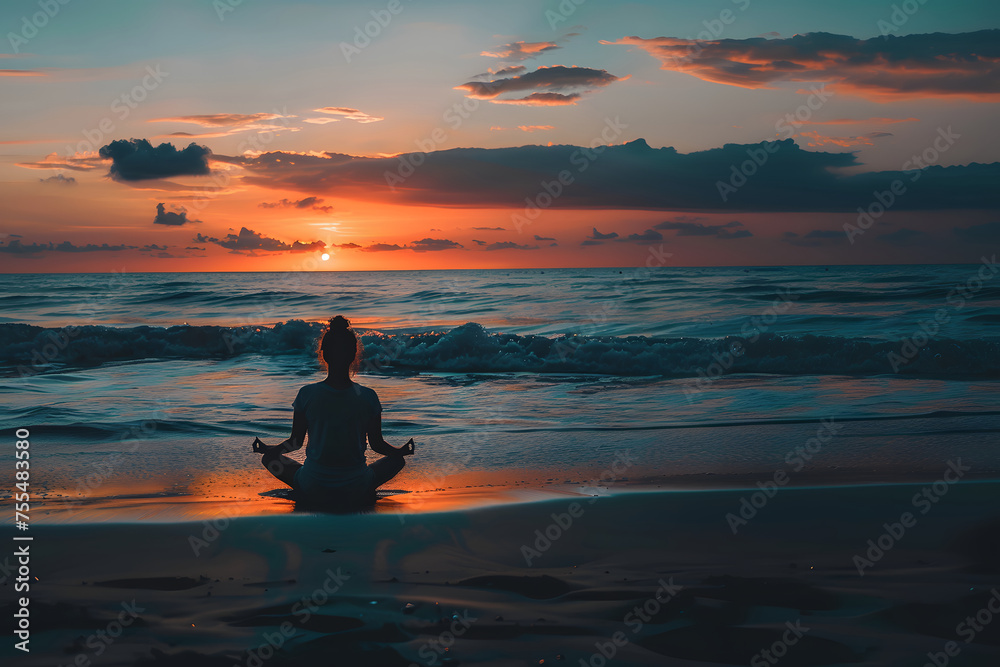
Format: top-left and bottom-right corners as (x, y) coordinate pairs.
(2, 264), (998, 521)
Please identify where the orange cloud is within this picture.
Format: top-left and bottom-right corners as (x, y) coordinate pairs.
(313, 107), (383, 123)
(17, 152), (104, 171)
(796, 130), (893, 148)
(799, 117), (918, 126)
(149, 113), (288, 127)
(481, 41), (560, 61)
(149, 113), (296, 138)
(605, 30), (1000, 101)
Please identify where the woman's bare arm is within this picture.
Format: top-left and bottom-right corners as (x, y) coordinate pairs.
(256, 411), (307, 455)
(367, 416), (414, 457)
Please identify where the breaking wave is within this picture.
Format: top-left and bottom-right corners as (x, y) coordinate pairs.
(2, 321), (997, 379)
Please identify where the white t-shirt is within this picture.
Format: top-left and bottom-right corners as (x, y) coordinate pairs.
(292, 381), (381, 491)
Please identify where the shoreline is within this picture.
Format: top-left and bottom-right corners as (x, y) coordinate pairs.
(13, 470), (1000, 524)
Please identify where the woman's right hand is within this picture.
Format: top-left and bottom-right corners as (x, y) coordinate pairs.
(401, 438), (415, 456)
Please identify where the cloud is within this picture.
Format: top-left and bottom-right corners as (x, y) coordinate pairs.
(148, 113), (294, 138)
(153, 202), (200, 226)
(331, 242), (362, 249)
(484, 241), (540, 251)
(355, 239), (463, 252)
(481, 41), (561, 61)
(456, 65), (624, 106)
(472, 239), (486, 246)
(655, 220), (751, 239)
(222, 139), (1000, 212)
(39, 174), (76, 185)
(472, 226), (505, 230)
(362, 243), (405, 252)
(494, 65), (527, 76)
(194, 227), (324, 254)
(518, 125), (554, 132)
(149, 113), (287, 128)
(589, 227), (619, 240)
(409, 238), (463, 252)
(303, 117), (339, 125)
(580, 239), (604, 246)
(534, 235), (556, 241)
(260, 196), (321, 208)
(0, 240), (137, 254)
(796, 130), (893, 148)
(799, 117), (919, 126)
(0, 70), (44, 77)
(782, 230), (847, 247)
(313, 107), (383, 123)
(99, 139), (211, 181)
(258, 196), (331, 212)
(877, 228), (924, 244)
(605, 30), (1000, 101)
(624, 229), (665, 244)
(18, 152), (104, 172)
(953, 221), (1000, 244)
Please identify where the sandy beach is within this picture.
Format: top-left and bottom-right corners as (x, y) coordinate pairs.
(5, 480), (1000, 666)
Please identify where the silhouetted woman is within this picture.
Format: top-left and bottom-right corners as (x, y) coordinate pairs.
(252, 315), (413, 508)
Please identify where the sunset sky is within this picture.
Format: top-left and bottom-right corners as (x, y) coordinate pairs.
(1, 0), (998, 272)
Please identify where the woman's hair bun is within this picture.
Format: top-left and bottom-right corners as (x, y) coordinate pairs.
(328, 315), (350, 330)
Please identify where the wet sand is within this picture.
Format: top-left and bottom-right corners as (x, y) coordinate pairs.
(4, 481), (1000, 666)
